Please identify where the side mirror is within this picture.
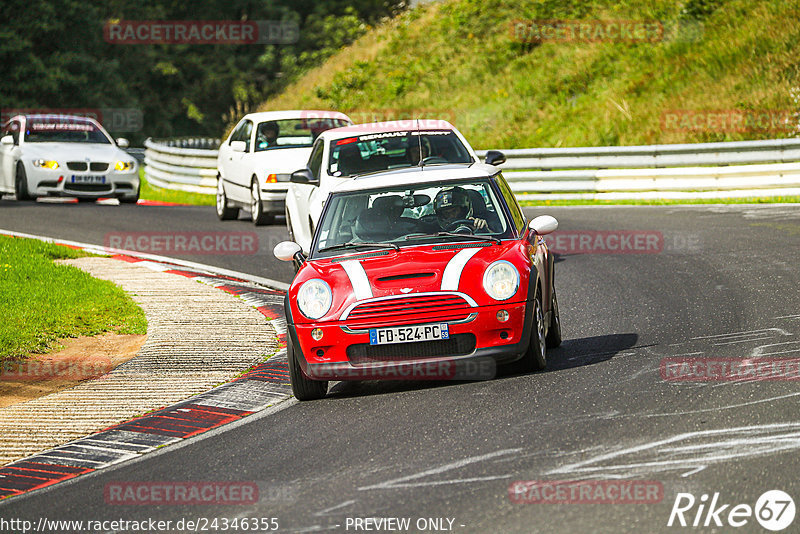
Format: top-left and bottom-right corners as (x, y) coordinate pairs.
(1, 135), (13, 146)
(116, 138), (129, 148)
(485, 150), (506, 166)
(529, 215), (558, 235)
(230, 140), (247, 153)
(290, 168), (318, 186)
(274, 241), (303, 262)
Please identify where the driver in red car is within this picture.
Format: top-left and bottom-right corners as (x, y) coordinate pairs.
(434, 186), (488, 233)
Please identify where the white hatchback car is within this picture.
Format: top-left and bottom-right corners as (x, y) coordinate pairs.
(284, 120), (506, 253)
(0, 115), (139, 203)
(215, 110), (352, 225)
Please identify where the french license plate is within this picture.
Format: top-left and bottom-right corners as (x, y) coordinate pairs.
(71, 175), (106, 184)
(369, 323), (449, 345)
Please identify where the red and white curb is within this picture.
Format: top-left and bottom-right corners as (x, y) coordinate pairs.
(0, 231), (290, 501)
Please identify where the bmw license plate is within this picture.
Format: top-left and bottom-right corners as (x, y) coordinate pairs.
(71, 175), (106, 184)
(369, 323), (449, 345)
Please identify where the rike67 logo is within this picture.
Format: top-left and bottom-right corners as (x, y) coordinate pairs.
(668, 490), (795, 531)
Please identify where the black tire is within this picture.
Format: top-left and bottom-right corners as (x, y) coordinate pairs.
(546, 287), (562, 348)
(119, 186), (140, 204)
(512, 291), (547, 373)
(15, 163), (32, 201)
(216, 178), (238, 220)
(287, 336), (328, 401)
(251, 179), (272, 225)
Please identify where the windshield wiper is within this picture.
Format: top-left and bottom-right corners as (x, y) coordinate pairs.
(318, 241), (400, 253)
(402, 232), (501, 245)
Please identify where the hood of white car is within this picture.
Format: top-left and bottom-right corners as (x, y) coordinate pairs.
(247, 147), (313, 173)
(21, 142), (130, 163)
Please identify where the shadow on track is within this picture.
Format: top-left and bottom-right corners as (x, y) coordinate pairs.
(323, 333), (640, 400)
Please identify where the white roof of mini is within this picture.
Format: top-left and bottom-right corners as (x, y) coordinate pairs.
(332, 164), (500, 193)
(241, 110), (352, 123)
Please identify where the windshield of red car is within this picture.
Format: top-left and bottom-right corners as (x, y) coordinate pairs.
(312, 179), (512, 258)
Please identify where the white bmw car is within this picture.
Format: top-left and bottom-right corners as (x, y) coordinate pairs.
(284, 119), (506, 253)
(0, 114), (139, 203)
(215, 110), (352, 225)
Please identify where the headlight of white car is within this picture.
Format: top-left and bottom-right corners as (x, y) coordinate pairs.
(114, 160), (135, 171)
(483, 260), (519, 301)
(33, 159), (59, 169)
(297, 279), (333, 319)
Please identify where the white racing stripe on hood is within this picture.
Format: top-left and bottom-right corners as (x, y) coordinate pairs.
(340, 260), (373, 301)
(441, 248), (481, 291)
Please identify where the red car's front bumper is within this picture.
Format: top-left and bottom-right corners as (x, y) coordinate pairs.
(289, 299), (533, 381)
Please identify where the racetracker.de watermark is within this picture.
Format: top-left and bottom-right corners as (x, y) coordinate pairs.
(104, 232), (258, 255)
(104, 20), (298, 45)
(300, 110), (456, 131)
(104, 481), (259, 505)
(313, 358), (496, 381)
(508, 480), (664, 504)
(0, 358), (113, 381)
(543, 230), (662, 254)
(660, 357), (800, 382)
(511, 19), (664, 43)
(661, 109), (800, 134)
(1, 107), (143, 133)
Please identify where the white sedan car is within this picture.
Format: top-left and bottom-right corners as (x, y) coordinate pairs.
(0, 115), (139, 203)
(285, 119), (506, 253)
(215, 110), (352, 225)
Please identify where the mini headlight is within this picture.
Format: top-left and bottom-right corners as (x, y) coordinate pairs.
(33, 159), (59, 169)
(297, 279), (332, 320)
(483, 260), (519, 301)
(114, 160), (134, 171)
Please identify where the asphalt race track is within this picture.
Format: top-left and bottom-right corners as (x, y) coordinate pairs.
(1, 199), (800, 533)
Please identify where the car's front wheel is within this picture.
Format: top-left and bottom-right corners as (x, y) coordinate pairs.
(513, 290), (547, 373)
(119, 185), (140, 204)
(15, 163), (32, 201)
(546, 287), (562, 348)
(216, 178), (238, 220)
(251, 179), (272, 225)
(287, 336), (328, 401)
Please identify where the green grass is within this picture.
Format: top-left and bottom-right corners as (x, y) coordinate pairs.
(139, 169), (215, 206)
(520, 195), (800, 206)
(260, 0), (800, 149)
(0, 236), (147, 362)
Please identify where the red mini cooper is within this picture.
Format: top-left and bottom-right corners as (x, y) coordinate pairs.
(274, 163), (561, 400)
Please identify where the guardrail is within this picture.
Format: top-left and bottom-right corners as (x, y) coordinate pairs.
(144, 137), (220, 194)
(145, 137), (800, 199)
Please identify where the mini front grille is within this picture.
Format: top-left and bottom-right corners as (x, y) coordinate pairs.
(347, 333), (476, 363)
(345, 294), (473, 327)
(90, 162), (108, 172)
(67, 162), (88, 171)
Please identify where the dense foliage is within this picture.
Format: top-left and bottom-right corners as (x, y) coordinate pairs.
(0, 0), (406, 143)
(261, 0), (800, 148)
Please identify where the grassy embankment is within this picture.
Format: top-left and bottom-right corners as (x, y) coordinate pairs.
(0, 236), (147, 362)
(249, 0), (800, 204)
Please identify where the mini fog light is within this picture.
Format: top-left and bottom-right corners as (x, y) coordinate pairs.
(311, 328), (323, 341)
(497, 310), (510, 322)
